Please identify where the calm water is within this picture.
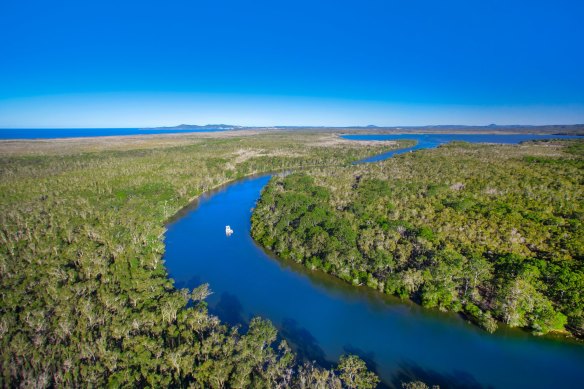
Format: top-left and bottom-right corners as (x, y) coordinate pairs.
(343, 133), (583, 163)
(164, 134), (584, 388)
(0, 128), (228, 139)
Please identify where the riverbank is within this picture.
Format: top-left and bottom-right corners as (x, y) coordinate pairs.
(0, 131), (398, 387)
(165, 144), (584, 388)
(252, 137), (584, 338)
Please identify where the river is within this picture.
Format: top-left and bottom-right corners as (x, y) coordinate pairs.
(164, 134), (583, 388)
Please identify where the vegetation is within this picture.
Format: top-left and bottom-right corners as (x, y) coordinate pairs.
(402, 382), (439, 389)
(0, 132), (395, 387)
(252, 140), (584, 336)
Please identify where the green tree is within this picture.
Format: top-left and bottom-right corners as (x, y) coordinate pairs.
(337, 355), (379, 389)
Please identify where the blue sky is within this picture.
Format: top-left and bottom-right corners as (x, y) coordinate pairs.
(0, 0), (583, 127)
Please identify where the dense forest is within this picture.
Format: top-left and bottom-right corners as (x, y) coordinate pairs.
(0, 132), (395, 387)
(252, 140), (584, 336)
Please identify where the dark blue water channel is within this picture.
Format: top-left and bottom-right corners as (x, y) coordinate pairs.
(343, 133), (583, 163)
(0, 128), (228, 139)
(164, 134), (584, 388)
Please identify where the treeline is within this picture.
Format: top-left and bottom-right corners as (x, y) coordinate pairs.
(251, 140), (584, 336)
(0, 133), (393, 387)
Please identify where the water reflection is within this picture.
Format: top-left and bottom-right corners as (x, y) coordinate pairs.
(391, 360), (487, 389)
(211, 292), (248, 328)
(280, 318), (331, 368)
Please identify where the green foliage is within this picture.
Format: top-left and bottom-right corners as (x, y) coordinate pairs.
(337, 355), (380, 389)
(464, 303), (498, 333)
(252, 140), (584, 337)
(401, 380), (441, 389)
(0, 133), (392, 387)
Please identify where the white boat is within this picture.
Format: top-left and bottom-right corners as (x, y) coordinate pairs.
(225, 225), (234, 236)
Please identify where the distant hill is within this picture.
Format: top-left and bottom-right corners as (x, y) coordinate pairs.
(143, 124), (242, 130)
(142, 123), (584, 135)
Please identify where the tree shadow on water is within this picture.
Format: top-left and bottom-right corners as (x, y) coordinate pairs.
(341, 345), (391, 389)
(174, 274), (202, 290)
(175, 275), (203, 309)
(342, 344), (379, 373)
(209, 292), (249, 330)
(390, 360), (490, 389)
(279, 318), (333, 369)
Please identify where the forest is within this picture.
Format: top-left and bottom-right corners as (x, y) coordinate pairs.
(252, 140), (584, 336)
(0, 132), (394, 388)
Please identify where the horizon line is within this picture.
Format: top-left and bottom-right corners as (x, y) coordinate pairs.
(2, 123), (584, 130)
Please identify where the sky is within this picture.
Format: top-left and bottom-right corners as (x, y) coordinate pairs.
(0, 0), (583, 127)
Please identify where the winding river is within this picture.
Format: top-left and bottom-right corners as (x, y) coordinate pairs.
(164, 134), (584, 388)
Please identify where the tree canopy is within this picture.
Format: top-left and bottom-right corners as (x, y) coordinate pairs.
(252, 140), (584, 336)
(0, 132), (391, 387)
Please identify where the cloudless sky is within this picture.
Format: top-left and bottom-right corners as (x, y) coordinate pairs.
(0, 0), (583, 127)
